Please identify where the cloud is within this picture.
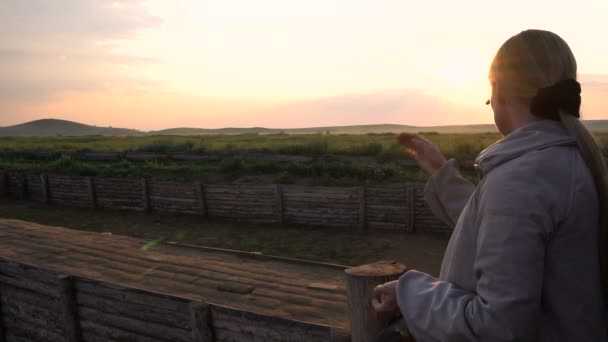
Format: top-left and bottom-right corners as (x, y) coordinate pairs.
(0, 0), (162, 107)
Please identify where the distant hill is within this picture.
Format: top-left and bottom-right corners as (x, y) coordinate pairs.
(2, 119), (608, 137)
(0, 119), (142, 137)
(585, 120), (608, 132)
(151, 124), (501, 135)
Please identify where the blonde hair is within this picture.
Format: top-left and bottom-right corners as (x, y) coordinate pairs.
(490, 30), (608, 303)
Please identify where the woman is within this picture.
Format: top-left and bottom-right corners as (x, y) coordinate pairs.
(373, 30), (608, 341)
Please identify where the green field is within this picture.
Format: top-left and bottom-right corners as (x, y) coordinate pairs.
(0, 132), (503, 157)
(0, 132), (606, 186)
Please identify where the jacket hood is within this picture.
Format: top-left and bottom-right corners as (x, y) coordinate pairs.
(474, 120), (577, 176)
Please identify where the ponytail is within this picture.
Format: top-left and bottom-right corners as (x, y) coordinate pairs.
(560, 112), (608, 304)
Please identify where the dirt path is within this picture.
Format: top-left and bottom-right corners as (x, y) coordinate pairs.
(0, 219), (350, 329)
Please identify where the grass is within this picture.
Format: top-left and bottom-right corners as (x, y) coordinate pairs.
(0, 131), (603, 185)
(0, 199), (449, 276)
(0, 132), (504, 159)
(0, 155), (443, 185)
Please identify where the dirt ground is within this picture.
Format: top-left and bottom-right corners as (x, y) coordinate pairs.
(0, 218), (351, 328)
(0, 199), (450, 276)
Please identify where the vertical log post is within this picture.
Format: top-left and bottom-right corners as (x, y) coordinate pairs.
(86, 177), (96, 209)
(141, 178), (150, 212)
(358, 186), (367, 233)
(194, 181), (207, 217)
(40, 174), (50, 204)
(20, 173), (28, 200)
(189, 301), (214, 342)
(345, 261), (407, 342)
(406, 186), (415, 233)
(0, 172), (7, 198)
(275, 184), (284, 224)
(58, 275), (81, 342)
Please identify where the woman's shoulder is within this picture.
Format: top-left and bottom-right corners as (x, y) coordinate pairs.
(477, 145), (583, 215)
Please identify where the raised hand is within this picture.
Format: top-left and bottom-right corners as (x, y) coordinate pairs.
(397, 133), (447, 175)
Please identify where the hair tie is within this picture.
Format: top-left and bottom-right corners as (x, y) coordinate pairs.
(530, 79), (581, 119)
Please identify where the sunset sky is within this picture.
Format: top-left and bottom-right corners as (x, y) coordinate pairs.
(1, 0), (608, 130)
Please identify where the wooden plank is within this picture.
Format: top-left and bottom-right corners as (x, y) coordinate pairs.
(1, 297), (62, 332)
(210, 304), (333, 342)
(142, 178), (150, 212)
(190, 301), (213, 342)
(75, 280), (191, 313)
(76, 293), (190, 330)
(58, 274), (81, 342)
(275, 184), (284, 224)
(86, 177), (96, 209)
(78, 307), (190, 341)
(79, 320), (166, 342)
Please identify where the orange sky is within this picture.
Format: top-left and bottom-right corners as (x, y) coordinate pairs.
(1, 0), (607, 130)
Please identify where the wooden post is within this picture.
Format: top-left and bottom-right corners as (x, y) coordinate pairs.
(40, 174), (50, 204)
(58, 275), (81, 342)
(358, 186), (367, 233)
(189, 301), (213, 342)
(345, 261), (407, 342)
(406, 186), (415, 233)
(86, 177), (96, 209)
(20, 173), (28, 200)
(194, 181), (207, 217)
(0, 172), (7, 198)
(141, 178), (150, 212)
(275, 184), (284, 224)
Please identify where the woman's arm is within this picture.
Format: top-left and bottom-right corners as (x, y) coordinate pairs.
(394, 175), (549, 341)
(423, 159), (476, 228)
(396, 133), (475, 228)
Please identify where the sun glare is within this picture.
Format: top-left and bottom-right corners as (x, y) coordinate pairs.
(434, 53), (487, 87)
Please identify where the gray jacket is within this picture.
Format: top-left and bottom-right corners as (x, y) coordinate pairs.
(396, 120), (606, 341)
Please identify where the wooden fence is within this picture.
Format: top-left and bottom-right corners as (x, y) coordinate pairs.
(0, 257), (348, 341)
(0, 171), (450, 233)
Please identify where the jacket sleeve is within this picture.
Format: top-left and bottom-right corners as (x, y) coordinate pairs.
(424, 158), (476, 228)
(396, 175), (551, 342)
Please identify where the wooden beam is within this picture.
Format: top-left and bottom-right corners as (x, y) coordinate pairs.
(189, 301), (213, 342)
(345, 261), (407, 342)
(58, 274), (82, 342)
(86, 177), (96, 208)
